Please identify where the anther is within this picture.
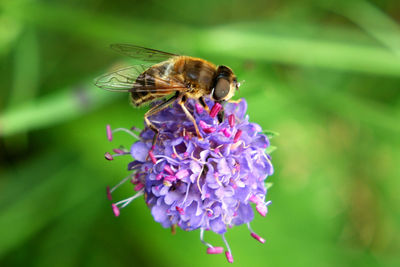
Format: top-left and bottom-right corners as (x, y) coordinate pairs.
(134, 183), (144, 191)
(249, 194), (262, 204)
(106, 186), (112, 201)
(148, 150), (157, 164)
(104, 152), (113, 161)
(195, 103), (204, 114)
(222, 128), (231, 137)
(199, 120), (216, 134)
(176, 206), (185, 215)
(228, 114), (235, 128)
(207, 247), (224, 254)
(210, 103), (222, 118)
(164, 165), (174, 175)
(164, 175), (176, 182)
(233, 129), (242, 143)
(225, 251), (234, 263)
(112, 148), (124, 154)
(111, 204), (120, 217)
(106, 125), (113, 141)
(250, 232), (266, 244)
(256, 203), (268, 217)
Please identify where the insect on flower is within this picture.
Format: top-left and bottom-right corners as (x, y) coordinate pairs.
(100, 45), (275, 264)
(95, 44), (241, 148)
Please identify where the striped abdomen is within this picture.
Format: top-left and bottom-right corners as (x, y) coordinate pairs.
(130, 60), (176, 106)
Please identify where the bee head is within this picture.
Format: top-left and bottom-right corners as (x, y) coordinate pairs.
(212, 65), (238, 102)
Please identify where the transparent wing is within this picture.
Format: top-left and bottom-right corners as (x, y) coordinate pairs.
(110, 44), (179, 63)
(94, 66), (187, 93)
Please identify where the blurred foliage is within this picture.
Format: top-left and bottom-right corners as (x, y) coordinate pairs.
(1, 0), (400, 266)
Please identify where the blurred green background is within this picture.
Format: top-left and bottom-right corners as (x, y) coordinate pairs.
(1, 0), (400, 266)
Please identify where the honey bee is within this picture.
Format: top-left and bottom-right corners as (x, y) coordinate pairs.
(95, 44), (240, 147)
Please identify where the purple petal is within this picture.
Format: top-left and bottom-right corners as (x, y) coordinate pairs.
(130, 141), (150, 162)
(209, 217), (227, 234)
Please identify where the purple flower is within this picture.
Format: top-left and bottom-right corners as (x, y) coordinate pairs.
(104, 98), (274, 263)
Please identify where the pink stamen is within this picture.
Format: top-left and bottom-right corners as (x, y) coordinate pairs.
(164, 175), (176, 182)
(233, 129), (242, 143)
(164, 165), (174, 175)
(256, 203), (268, 217)
(199, 121), (216, 133)
(106, 125), (112, 141)
(210, 102), (222, 118)
(106, 186), (112, 201)
(204, 127), (216, 133)
(195, 103), (204, 114)
(222, 128), (231, 137)
(112, 148), (124, 154)
(104, 152), (113, 161)
(134, 183), (144, 191)
(148, 150), (157, 164)
(199, 120), (208, 129)
(228, 114), (235, 128)
(176, 169), (189, 179)
(249, 195), (261, 204)
(207, 247), (224, 254)
(111, 204), (120, 217)
(175, 206), (185, 215)
(251, 232), (266, 244)
(225, 251), (234, 263)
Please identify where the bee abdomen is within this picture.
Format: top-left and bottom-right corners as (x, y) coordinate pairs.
(131, 62), (173, 106)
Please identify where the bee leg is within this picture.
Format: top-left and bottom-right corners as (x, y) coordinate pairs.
(178, 97), (203, 140)
(198, 96), (210, 113)
(144, 93), (180, 149)
(217, 108), (225, 124)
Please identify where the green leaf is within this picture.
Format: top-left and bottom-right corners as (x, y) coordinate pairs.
(266, 145), (277, 154)
(265, 182), (274, 189)
(263, 130), (280, 139)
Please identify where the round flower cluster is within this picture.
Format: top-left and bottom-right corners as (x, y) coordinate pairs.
(104, 98), (274, 263)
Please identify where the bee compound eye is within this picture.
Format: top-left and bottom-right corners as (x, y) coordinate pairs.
(213, 78), (230, 101)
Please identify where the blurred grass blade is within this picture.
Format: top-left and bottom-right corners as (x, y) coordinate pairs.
(12, 2), (400, 77)
(330, 0), (400, 57)
(0, 82), (120, 137)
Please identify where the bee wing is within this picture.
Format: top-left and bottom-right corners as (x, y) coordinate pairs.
(95, 66), (187, 93)
(110, 44), (179, 63)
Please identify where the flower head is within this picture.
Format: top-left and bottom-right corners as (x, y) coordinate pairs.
(104, 98), (274, 263)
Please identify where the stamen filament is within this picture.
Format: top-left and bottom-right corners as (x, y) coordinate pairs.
(112, 128), (140, 139)
(115, 190), (144, 208)
(110, 175), (132, 193)
(222, 234), (234, 263)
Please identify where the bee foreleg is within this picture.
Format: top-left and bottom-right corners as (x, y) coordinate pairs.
(179, 97), (203, 140)
(198, 96), (210, 113)
(217, 107), (225, 124)
(144, 93), (179, 149)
